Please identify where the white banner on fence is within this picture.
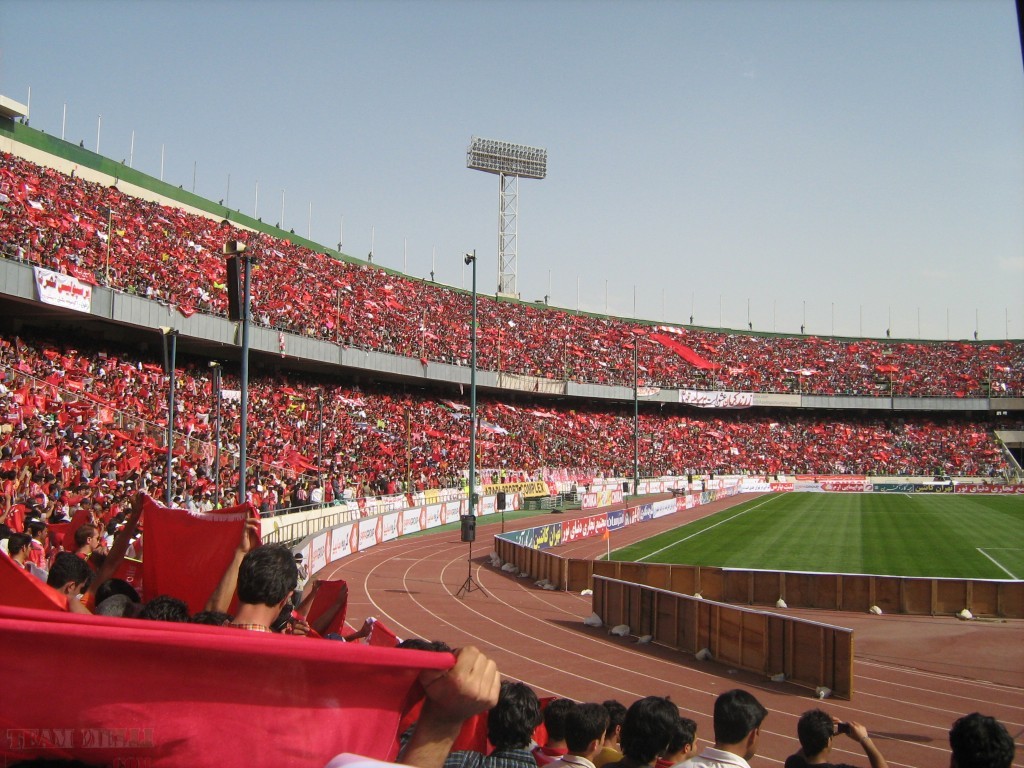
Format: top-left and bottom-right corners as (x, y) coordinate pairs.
(34, 266), (92, 313)
(679, 389), (754, 409)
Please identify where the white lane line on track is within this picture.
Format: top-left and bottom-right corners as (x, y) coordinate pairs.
(345, 537), (966, 765)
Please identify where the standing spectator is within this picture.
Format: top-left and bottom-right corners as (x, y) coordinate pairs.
(686, 689), (767, 768)
(783, 710), (886, 768)
(948, 713), (1015, 768)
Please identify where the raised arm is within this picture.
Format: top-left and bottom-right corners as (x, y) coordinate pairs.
(205, 516), (261, 613)
(400, 646), (501, 768)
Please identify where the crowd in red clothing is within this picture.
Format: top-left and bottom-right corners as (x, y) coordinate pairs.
(1, 150), (1022, 399)
(1, 327), (1017, 529)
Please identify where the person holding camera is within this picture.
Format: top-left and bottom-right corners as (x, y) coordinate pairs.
(784, 709), (887, 768)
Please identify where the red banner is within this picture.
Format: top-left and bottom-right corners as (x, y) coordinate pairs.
(0, 605), (449, 766)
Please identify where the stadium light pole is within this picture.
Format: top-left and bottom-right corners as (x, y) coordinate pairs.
(458, 250), (487, 599)
(209, 361), (222, 508)
(467, 137), (547, 296)
(159, 326), (179, 507)
(224, 238), (252, 505)
(466, 250), (478, 518)
(633, 343), (639, 497)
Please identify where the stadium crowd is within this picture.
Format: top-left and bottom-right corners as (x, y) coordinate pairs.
(1, 491), (1016, 768)
(1, 329), (1017, 525)
(2, 149), (1022, 399)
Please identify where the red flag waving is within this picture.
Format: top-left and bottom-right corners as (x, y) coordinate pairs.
(140, 494), (256, 613)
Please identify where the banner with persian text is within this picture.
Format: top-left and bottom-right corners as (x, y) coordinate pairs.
(33, 266), (92, 313)
(679, 389), (754, 409)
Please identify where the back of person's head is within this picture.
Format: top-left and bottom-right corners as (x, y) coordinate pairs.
(602, 699), (628, 743)
(565, 702), (610, 754)
(237, 543), (298, 606)
(713, 689), (767, 746)
(664, 716), (697, 759)
(949, 712), (1015, 768)
(796, 709), (833, 757)
(138, 594), (191, 623)
(396, 639), (453, 653)
(46, 552), (91, 593)
(73, 523), (97, 549)
(7, 532), (31, 559)
(619, 696), (680, 765)
(543, 698), (578, 743)
(94, 577), (141, 607)
(488, 680), (542, 751)
(191, 610), (233, 626)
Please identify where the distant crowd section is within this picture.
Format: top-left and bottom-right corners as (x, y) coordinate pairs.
(2, 150), (1023, 398)
(2, 329), (1018, 520)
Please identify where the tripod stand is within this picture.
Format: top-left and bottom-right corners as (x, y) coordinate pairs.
(456, 539), (488, 599)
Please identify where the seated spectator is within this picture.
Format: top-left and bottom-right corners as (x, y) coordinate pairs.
(783, 710), (886, 768)
(948, 712), (1015, 768)
(445, 680), (542, 768)
(656, 717), (697, 768)
(534, 698), (577, 765)
(5, 531), (47, 581)
(138, 594), (191, 623)
(593, 700), (628, 768)
(46, 550), (91, 598)
(687, 689), (767, 768)
(548, 702), (610, 768)
(605, 696), (680, 768)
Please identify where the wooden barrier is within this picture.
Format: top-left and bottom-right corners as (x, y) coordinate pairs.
(594, 576), (854, 698)
(494, 537), (1024, 618)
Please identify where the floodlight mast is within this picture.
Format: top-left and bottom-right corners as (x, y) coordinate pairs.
(467, 137), (547, 297)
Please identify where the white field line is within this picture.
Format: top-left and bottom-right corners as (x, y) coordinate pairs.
(635, 494), (781, 562)
(976, 548), (1021, 580)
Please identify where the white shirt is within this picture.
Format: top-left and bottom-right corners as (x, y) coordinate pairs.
(547, 755), (598, 768)
(681, 748), (752, 768)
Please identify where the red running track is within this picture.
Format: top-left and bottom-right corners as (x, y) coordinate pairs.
(319, 495), (1024, 768)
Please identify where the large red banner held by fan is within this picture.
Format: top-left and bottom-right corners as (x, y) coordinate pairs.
(0, 605), (450, 766)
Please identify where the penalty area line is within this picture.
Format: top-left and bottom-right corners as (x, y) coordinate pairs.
(635, 495), (782, 563)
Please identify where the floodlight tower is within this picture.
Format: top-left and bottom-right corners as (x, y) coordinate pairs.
(467, 137), (547, 297)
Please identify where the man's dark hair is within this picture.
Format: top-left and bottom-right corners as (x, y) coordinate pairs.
(46, 552), (91, 592)
(602, 699), (628, 740)
(666, 716), (697, 757)
(191, 610), (234, 626)
(26, 519), (47, 538)
(396, 638), (453, 653)
(796, 709), (834, 757)
(713, 689), (767, 745)
(488, 680), (542, 751)
(73, 523), (97, 548)
(7, 532), (31, 558)
(237, 543), (298, 606)
(619, 696), (680, 765)
(565, 703), (610, 753)
(949, 712), (1015, 768)
(138, 594), (191, 623)
(543, 698), (578, 743)
(94, 577), (141, 607)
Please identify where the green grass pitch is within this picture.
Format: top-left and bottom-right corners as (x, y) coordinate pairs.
(611, 493), (1024, 580)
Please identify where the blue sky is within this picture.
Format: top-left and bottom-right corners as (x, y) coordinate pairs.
(2, 0), (1021, 340)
